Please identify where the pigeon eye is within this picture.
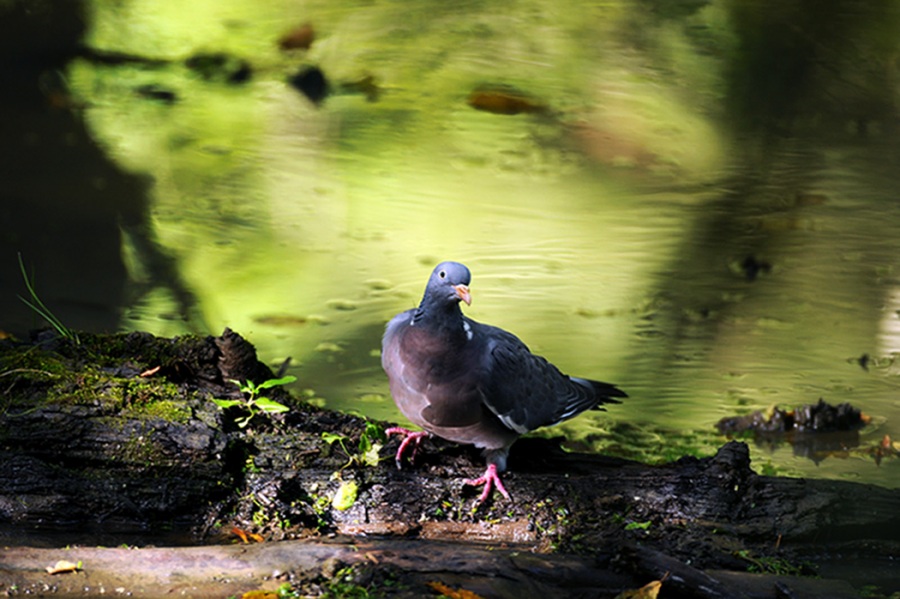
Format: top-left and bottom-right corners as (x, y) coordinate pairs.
(439, 270), (446, 279)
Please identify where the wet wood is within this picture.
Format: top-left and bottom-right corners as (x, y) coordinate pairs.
(1, 329), (898, 598)
(0, 538), (862, 599)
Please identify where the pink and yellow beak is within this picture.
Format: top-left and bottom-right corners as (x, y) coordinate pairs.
(453, 284), (472, 306)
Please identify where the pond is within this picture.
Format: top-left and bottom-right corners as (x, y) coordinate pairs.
(3, 0), (899, 490)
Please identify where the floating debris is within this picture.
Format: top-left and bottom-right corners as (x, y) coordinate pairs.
(185, 52), (252, 84)
(253, 314), (309, 327)
(325, 299), (357, 311)
(868, 434), (898, 466)
(717, 399), (883, 465)
(739, 255), (772, 281)
(467, 88), (547, 115)
(339, 73), (381, 102)
(365, 279), (392, 291)
(315, 342), (344, 353)
(278, 22), (315, 51)
(717, 398), (869, 435)
(134, 83), (177, 103)
(288, 66), (329, 105)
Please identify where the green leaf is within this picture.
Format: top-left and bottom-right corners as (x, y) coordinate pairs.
(255, 397), (290, 413)
(229, 379), (251, 394)
(625, 520), (652, 531)
(364, 420), (385, 442)
(358, 433), (372, 454)
(360, 442), (382, 467)
(331, 480), (358, 511)
(17, 253), (77, 342)
(256, 375), (298, 390)
(321, 431), (346, 446)
(212, 399), (243, 409)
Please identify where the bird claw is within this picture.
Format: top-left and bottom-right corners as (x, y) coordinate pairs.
(463, 463), (511, 503)
(385, 427), (428, 468)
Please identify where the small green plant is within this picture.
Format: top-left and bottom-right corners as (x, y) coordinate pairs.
(735, 549), (810, 576)
(212, 375), (295, 427)
(311, 493), (332, 530)
(17, 253), (79, 343)
(625, 520), (652, 531)
(321, 420), (385, 469)
(276, 582), (300, 598)
(323, 565), (375, 599)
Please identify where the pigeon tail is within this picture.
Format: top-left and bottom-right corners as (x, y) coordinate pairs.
(571, 377), (628, 406)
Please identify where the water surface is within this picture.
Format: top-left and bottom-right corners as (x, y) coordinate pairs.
(4, 0), (899, 489)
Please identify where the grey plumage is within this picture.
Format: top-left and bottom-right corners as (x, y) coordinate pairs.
(382, 261), (625, 500)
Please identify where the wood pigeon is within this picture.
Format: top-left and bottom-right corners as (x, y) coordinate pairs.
(381, 261), (626, 502)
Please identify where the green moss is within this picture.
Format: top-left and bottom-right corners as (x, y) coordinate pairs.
(1, 334), (197, 424)
(0, 345), (67, 375)
(735, 549), (815, 577)
(131, 398), (192, 424)
(547, 422), (720, 466)
(119, 377), (193, 423)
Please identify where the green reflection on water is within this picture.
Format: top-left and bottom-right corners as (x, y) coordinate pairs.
(65, 0), (900, 489)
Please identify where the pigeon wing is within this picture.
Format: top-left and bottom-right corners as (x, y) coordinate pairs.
(472, 321), (608, 434)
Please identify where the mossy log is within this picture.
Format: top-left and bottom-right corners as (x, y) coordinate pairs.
(1, 330), (898, 598)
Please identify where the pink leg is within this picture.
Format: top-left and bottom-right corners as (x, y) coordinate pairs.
(385, 427), (428, 468)
(463, 463), (511, 503)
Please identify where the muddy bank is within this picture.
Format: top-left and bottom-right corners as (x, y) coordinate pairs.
(1, 329), (898, 597)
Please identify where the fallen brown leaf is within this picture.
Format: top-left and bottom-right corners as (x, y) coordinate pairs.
(614, 577), (664, 599)
(427, 580), (486, 599)
(45, 560), (82, 575)
(241, 591), (278, 599)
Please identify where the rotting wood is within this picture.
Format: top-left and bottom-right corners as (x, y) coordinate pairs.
(1, 329), (898, 598)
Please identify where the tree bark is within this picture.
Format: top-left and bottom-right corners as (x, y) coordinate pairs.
(1, 330), (897, 598)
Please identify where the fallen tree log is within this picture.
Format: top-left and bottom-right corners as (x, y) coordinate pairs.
(0, 537), (863, 598)
(1, 330), (898, 597)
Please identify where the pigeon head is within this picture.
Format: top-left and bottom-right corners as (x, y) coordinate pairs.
(421, 261), (472, 310)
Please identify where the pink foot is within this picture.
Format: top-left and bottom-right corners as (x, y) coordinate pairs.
(385, 427), (428, 468)
(463, 463), (511, 503)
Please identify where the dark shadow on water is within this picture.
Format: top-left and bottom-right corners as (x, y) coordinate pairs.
(624, 1), (900, 403)
(0, 0), (205, 336)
